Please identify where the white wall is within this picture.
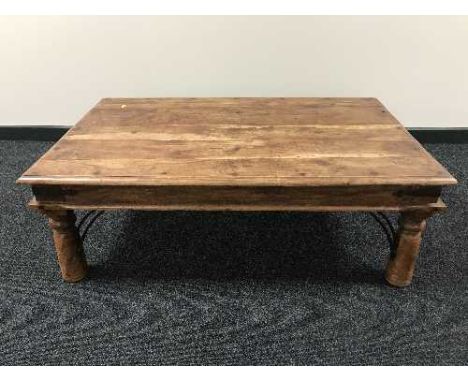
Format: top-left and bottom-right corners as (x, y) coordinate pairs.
(1, 16), (467, 127)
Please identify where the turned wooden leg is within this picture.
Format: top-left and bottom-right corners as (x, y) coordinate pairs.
(385, 210), (432, 287)
(42, 209), (87, 282)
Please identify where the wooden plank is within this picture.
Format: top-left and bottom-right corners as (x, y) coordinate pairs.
(21, 155), (452, 185)
(73, 98), (399, 127)
(42, 135), (422, 161)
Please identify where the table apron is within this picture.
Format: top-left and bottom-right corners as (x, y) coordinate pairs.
(30, 185), (442, 211)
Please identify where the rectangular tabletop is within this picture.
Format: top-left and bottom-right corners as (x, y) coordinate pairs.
(18, 98), (456, 188)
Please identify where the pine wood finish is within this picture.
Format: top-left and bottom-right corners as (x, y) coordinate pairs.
(17, 98), (457, 286)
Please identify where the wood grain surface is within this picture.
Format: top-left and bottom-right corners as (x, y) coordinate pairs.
(17, 98), (456, 187)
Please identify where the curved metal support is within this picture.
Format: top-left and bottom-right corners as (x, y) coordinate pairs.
(368, 212), (396, 256)
(77, 210), (105, 243)
(376, 212), (396, 240)
(76, 210), (396, 255)
(77, 210), (98, 232)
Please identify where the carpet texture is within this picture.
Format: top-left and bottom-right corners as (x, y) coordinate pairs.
(0, 140), (466, 365)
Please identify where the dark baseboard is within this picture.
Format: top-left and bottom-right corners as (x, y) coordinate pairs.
(0, 126), (69, 141)
(0, 126), (467, 144)
(408, 128), (468, 144)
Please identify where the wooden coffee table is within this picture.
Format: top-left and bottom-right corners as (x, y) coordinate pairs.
(17, 98), (457, 287)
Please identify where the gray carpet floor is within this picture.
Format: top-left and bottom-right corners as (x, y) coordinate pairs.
(0, 139), (466, 365)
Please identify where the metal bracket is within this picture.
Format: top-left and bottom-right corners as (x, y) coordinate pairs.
(75, 210), (397, 256)
(77, 210), (105, 242)
(368, 212), (397, 256)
